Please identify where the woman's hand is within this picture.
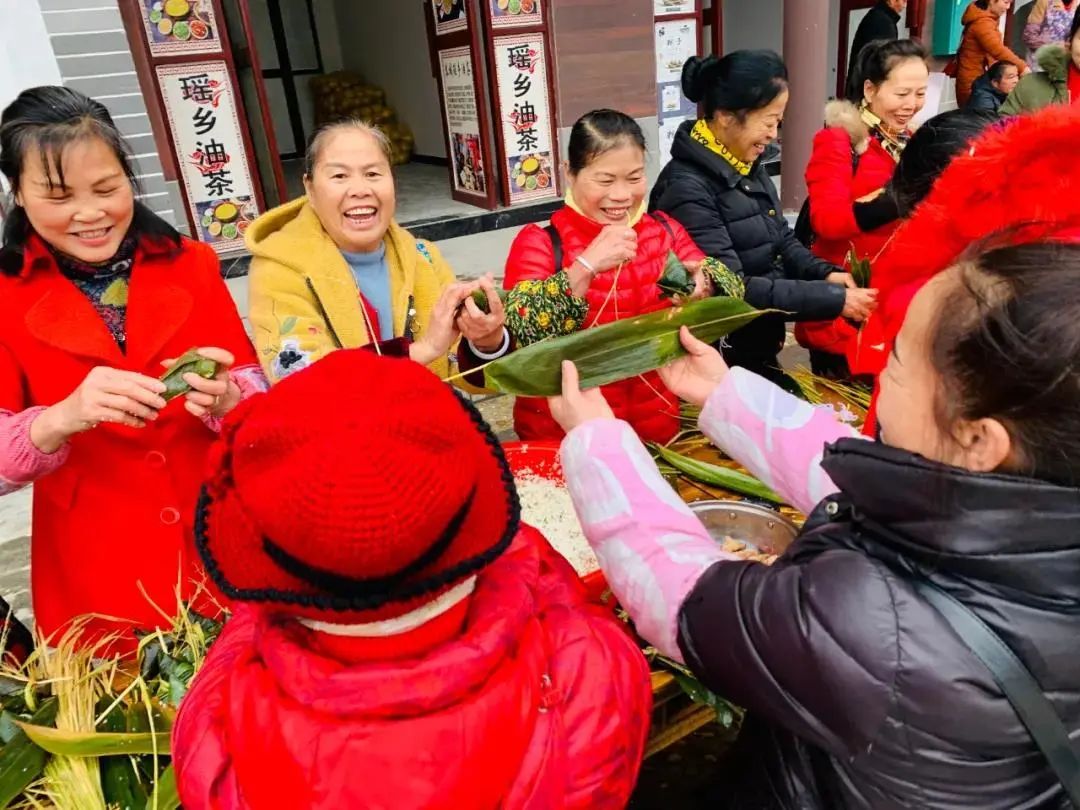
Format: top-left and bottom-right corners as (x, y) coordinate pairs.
(657, 326), (730, 408)
(549, 361), (615, 433)
(163, 348), (241, 420)
(686, 260), (713, 300)
(456, 274), (506, 352)
(31, 367), (168, 453)
(580, 225), (638, 274)
(411, 282), (471, 366)
(826, 272), (857, 288)
(841, 287), (879, 322)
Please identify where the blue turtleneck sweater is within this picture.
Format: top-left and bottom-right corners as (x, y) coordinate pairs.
(341, 243), (393, 341)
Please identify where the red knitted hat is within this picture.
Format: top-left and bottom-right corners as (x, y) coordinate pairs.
(194, 349), (519, 624)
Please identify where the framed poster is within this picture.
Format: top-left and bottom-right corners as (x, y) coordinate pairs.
(655, 19), (698, 82)
(492, 33), (558, 204)
(432, 0), (469, 36)
(156, 61), (260, 254)
(489, 0), (542, 29)
(139, 0), (222, 57)
(654, 0), (696, 15)
(438, 48), (489, 198)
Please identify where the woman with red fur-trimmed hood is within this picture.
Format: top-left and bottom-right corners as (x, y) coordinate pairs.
(852, 104), (1080, 434)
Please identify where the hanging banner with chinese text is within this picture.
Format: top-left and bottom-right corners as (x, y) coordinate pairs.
(489, 0), (542, 29)
(493, 33), (557, 204)
(432, 0), (469, 36)
(655, 18), (699, 168)
(139, 0), (222, 57)
(439, 48), (488, 197)
(156, 61), (259, 254)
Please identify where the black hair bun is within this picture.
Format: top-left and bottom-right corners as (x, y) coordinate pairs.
(682, 55), (718, 104)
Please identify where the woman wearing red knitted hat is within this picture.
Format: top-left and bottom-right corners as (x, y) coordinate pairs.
(171, 348), (652, 810)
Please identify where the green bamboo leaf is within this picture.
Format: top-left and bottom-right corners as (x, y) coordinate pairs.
(467, 287), (509, 315)
(159, 349), (218, 402)
(15, 724), (171, 757)
(484, 297), (766, 397)
(145, 764), (180, 810)
(279, 316), (298, 336)
(0, 698), (57, 809)
(651, 443), (783, 504)
(657, 251), (694, 299)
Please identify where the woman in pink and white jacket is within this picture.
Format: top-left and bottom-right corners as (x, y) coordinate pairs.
(548, 233), (1080, 810)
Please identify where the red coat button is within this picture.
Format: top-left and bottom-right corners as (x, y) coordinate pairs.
(160, 507), (180, 526)
(146, 451), (166, 467)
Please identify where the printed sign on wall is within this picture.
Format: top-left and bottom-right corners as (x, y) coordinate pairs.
(489, 0), (542, 29)
(655, 19), (699, 168)
(156, 62), (259, 254)
(654, 0), (696, 15)
(140, 0), (221, 57)
(493, 33), (557, 204)
(439, 48), (488, 197)
(432, 0), (469, 36)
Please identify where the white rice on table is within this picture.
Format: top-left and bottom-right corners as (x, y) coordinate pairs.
(514, 474), (600, 576)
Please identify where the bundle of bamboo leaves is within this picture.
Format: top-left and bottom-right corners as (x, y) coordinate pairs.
(0, 601), (222, 810)
(484, 297), (766, 396)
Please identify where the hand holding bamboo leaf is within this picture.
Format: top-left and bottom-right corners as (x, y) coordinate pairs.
(656, 327), (731, 408)
(548, 360), (616, 433)
(484, 296), (765, 397)
(160, 347), (239, 420)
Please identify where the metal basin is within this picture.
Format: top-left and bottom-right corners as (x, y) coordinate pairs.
(689, 500), (799, 557)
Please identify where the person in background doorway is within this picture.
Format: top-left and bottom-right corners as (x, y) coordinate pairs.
(798, 39), (927, 378)
(246, 120), (507, 386)
(172, 348), (652, 810)
(845, 0), (907, 100)
(1002, 11), (1080, 113)
(651, 51), (871, 388)
(0, 86), (266, 653)
(955, 0), (1028, 107)
(503, 109), (710, 445)
(1023, 0), (1078, 67)
(967, 60), (1021, 111)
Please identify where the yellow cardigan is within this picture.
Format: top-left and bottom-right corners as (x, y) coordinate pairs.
(246, 198), (469, 385)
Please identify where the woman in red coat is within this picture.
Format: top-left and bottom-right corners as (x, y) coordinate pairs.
(173, 349), (652, 810)
(797, 39), (927, 377)
(0, 87), (265, 652)
(503, 109), (707, 444)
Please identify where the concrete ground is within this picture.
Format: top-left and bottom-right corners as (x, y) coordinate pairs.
(0, 221), (806, 628)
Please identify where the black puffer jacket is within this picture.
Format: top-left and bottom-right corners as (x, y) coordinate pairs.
(679, 439), (1080, 809)
(650, 121), (844, 379)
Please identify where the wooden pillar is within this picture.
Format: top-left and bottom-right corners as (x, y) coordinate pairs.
(780, 0), (829, 211)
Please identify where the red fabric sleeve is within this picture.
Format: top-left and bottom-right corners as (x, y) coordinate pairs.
(191, 241), (259, 367)
(503, 224), (559, 289)
(806, 128), (860, 242)
(661, 214), (706, 265)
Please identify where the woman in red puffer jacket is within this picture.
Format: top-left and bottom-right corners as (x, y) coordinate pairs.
(504, 110), (706, 444)
(797, 40), (927, 377)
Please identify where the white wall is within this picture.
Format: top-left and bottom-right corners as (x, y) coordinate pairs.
(0, 0), (61, 116)
(333, 0), (446, 158)
(723, 0), (784, 53)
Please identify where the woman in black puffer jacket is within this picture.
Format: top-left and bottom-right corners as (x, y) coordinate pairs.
(651, 50), (877, 386)
(551, 232), (1080, 808)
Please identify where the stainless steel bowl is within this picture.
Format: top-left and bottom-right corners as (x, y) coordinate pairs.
(689, 500), (799, 556)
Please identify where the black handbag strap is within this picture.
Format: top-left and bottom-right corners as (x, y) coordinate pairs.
(914, 580), (1080, 806)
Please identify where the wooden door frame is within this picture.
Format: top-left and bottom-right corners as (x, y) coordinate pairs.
(836, 0), (878, 99)
(235, 0), (289, 203)
(260, 0), (324, 159)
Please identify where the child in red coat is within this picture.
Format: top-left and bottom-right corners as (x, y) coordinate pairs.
(172, 348), (652, 810)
